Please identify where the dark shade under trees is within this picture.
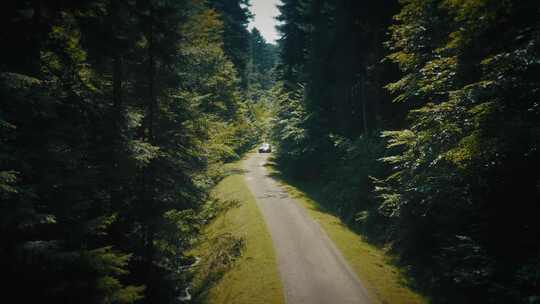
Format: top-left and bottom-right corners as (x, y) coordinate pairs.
(0, 0), (263, 303)
(2, 0), (539, 303)
(272, 0), (540, 303)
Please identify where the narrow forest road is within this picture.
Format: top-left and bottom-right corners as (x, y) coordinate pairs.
(243, 153), (372, 304)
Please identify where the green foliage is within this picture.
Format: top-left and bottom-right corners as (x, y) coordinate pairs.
(0, 0), (259, 303)
(207, 0), (253, 87)
(276, 0), (309, 85)
(274, 0), (540, 303)
(189, 160), (283, 304)
(271, 84), (314, 175)
(0, 170), (18, 195)
(247, 28), (278, 94)
(378, 0), (540, 302)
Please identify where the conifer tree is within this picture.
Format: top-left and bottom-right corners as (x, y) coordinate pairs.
(0, 0), (260, 302)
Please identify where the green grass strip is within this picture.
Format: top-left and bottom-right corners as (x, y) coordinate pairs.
(191, 160), (284, 304)
(274, 177), (427, 304)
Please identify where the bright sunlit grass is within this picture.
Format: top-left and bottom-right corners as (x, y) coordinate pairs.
(190, 159), (284, 304)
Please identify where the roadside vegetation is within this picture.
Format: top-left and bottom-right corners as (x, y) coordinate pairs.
(272, 1), (540, 303)
(268, 161), (426, 304)
(190, 159), (284, 304)
(2, 0), (539, 303)
(1, 0), (275, 302)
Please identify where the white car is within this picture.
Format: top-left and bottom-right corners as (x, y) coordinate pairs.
(258, 143), (271, 153)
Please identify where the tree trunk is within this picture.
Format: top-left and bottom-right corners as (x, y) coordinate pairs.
(147, 29), (157, 143)
(360, 66), (368, 136)
(113, 55), (123, 110)
(143, 18), (157, 287)
(31, 0), (42, 76)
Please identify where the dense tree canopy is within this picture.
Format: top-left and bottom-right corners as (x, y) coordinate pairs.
(272, 0), (540, 303)
(380, 1), (540, 301)
(2, 0), (539, 303)
(248, 28), (278, 90)
(0, 0), (263, 303)
(207, 0), (253, 87)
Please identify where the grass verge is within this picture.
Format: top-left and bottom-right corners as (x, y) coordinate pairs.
(190, 159), (284, 304)
(268, 165), (427, 304)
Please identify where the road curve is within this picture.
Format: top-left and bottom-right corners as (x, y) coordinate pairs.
(243, 153), (372, 304)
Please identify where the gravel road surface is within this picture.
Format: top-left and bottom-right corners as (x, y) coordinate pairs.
(243, 153), (372, 304)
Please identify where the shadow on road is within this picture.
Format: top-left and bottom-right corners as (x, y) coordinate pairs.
(263, 156), (338, 217)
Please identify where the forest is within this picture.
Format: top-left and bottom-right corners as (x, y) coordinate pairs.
(1, 0), (276, 302)
(1, 0), (539, 303)
(273, 0), (540, 303)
